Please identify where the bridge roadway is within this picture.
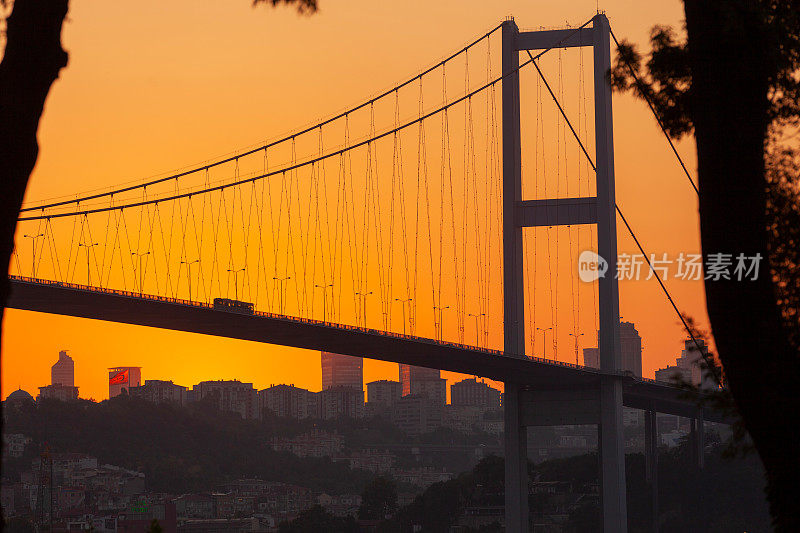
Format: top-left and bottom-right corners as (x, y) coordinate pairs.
(6, 276), (729, 423)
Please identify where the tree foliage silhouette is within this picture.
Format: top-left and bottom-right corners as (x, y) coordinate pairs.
(2, 396), (376, 495)
(358, 476), (399, 520)
(609, 1), (800, 529)
(253, 0), (317, 15)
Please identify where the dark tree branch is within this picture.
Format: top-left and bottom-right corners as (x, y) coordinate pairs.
(253, 0), (318, 15)
(684, 4), (800, 529)
(0, 0), (69, 328)
(611, 1), (800, 529)
(609, 27), (693, 138)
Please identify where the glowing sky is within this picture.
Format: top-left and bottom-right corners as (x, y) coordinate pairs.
(1, 0), (706, 401)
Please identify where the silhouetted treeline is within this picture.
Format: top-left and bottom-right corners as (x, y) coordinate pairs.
(387, 449), (768, 532)
(2, 395), (502, 489)
(4, 396), (770, 531)
(2, 396), (376, 494)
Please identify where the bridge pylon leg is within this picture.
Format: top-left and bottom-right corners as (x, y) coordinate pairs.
(599, 376), (627, 532)
(696, 410), (705, 470)
(501, 12), (628, 531)
(501, 17), (528, 532)
(688, 409), (705, 470)
(593, 12), (628, 532)
(645, 409), (659, 532)
(504, 382), (529, 531)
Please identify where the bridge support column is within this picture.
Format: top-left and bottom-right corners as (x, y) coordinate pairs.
(696, 410), (705, 470)
(689, 409), (705, 470)
(502, 17), (528, 532)
(645, 409), (659, 532)
(599, 377), (626, 531)
(593, 12), (627, 532)
(504, 383), (529, 531)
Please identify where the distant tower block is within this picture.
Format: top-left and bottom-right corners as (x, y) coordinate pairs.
(620, 322), (643, 378)
(108, 367), (142, 398)
(399, 364), (446, 405)
(321, 352), (363, 391)
(51, 350), (74, 387)
(583, 321), (642, 377)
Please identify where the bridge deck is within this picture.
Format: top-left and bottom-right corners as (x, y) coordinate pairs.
(6, 277), (730, 423)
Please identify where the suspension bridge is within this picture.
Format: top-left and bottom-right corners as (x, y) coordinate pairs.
(7, 13), (724, 531)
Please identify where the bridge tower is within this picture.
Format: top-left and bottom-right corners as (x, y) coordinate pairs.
(502, 13), (626, 531)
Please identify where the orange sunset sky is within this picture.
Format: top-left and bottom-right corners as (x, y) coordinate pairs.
(1, 0), (706, 401)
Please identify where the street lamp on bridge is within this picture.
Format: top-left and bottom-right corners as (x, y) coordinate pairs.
(568, 332), (585, 366)
(355, 290), (373, 328)
(227, 267), (246, 301)
(273, 276), (291, 315)
(131, 251), (151, 296)
(78, 241), (100, 287)
(181, 259), (200, 302)
(314, 283), (334, 322)
(394, 297), (413, 335)
(467, 312), (486, 347)
(433, 305), (450, 342)
(23, 233), (44, 278)
(535, 326), (552, 359)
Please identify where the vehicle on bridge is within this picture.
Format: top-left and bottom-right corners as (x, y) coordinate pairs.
(213, 298), (254, 315)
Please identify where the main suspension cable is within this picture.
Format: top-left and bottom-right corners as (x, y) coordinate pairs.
(608, 26), (699, 196)
(22, 18), (596, 222)
(21, 24), (506, 213)
(526, 48), (720, 383)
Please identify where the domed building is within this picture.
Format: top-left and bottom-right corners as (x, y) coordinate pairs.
(6, 388), (34, 403)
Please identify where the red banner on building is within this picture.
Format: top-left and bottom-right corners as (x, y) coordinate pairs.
(109, 370), (129, 385)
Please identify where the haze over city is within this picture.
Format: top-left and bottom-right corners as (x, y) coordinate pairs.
(2, 0), (795, 531)
(1, 0), (704, 403)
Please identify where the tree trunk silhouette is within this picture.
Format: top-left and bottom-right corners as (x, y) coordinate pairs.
(0, 0), (69, 332)
(684, 1), (800, 529)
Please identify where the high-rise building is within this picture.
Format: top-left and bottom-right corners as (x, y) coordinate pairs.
(321, 352), (363, 391)
(399, 365), (446, 405)
(581, 321), (642, 376)
(676, 338), (713, 387)
(259, 384), (318, 419)
(38, 384), (79, 401)
(52, 350), (74, 387)
(653, 340), (712, 435)
(129, 380), (186, 405)
(583, 347), (599, 368)
(191, 380), (258, 419)
(108, 367), (142, 398)
(656, 338), (715, 389)
(366, 380), (402, 407)
(319, 386), (364, 419)
(654, 364), (689, 384)
(391, 395), (443, 436)
(450, 378), (501, 409)
(443, 405), (486, 433)
(399, 365), (438, 394)
(620, 322), (643, 377)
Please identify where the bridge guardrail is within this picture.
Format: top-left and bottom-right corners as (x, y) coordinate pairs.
(10, 275), (605, 375)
